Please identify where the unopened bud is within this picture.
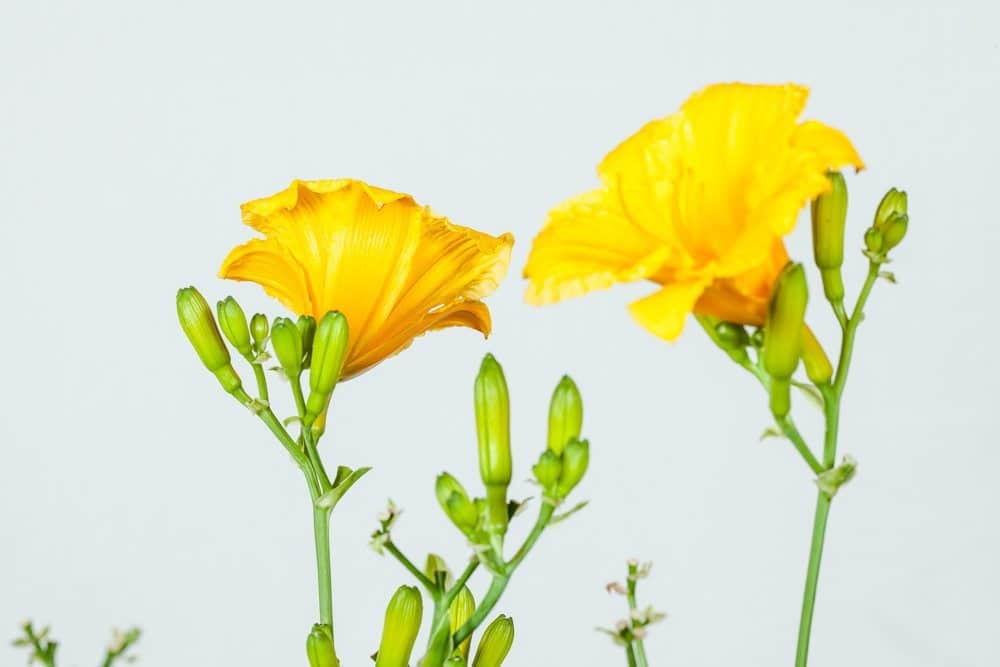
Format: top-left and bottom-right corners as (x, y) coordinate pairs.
(873, 188), (907, 230)
(176, 287), (242, 393)
(547, 376), (583, 456)
(555, 438), (589, 498)
(472, 615), (515, 667)
(811, 171), (848, 302)
(864, 228), (884, 254)
(271, 317), (303, 378)
(532, 450), (562, 491)
(881, 212), (908, 252)
(714, 321), (750, 350)
(450, 587), (476, 659)
(801, 326), (833, 386)
(217, 297), (253, 358)
(762, 263), (808, 382)
(306, 624), (338, 667)
(250, 313), (269, 350)
(306, 312), (350, 422)
(475, 355), (512, 539)
(297, 315), (316, 367)
(375, 586), (423, 667)
(436, 473), (478, 535)
(475, 355), (512, 486)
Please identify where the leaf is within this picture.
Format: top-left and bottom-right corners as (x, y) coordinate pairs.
(791, 381), (824, 409)
(551, 500), (589, 525)
(315, 466), (372, 510)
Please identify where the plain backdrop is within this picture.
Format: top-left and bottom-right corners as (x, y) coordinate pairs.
(2, 1), (998, 665)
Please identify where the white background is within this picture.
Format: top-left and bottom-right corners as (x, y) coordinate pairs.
(2, 1), (998, 665)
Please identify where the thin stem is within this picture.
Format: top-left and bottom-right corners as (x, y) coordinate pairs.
(626, 579), (649, 667)
(795, 491), (831, 667)
(794, 260), (880, 666)
(741, 358), (823, 474)
(385, 540), (437, 593)
(313, 506), (335, 630)
(255, 408), (317, 495)
(624, 641), (639, 667)
(251, 363), (269, 402)
(453, 503), (555, 646)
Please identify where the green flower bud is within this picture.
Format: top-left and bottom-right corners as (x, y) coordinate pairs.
(375, 586), (423, 667)
(306, 312), (350, 422)
(532, 450), (562, 491)
(811, 171), (848, 302)
(762, 263), (808, 382)
(436, 473), (478, 534)
(176, 287), (242, 393)
(475, 355), (512, 539)
(873, 188), (908, 230)
(217, 296), (253, 358)
(881, 212), (908, 252)
(306, 624), (339, 667)
(271, 317), (303, 378)
(801, 326), (833, 386)
(864, 228), (884, 254)
(555, 438), (589, 498)
(250, 313), (269, 350)
(472, 615), (515, 667)
(475, 354), (512, 486)
(297, 315), (317, 367)
(750, 328), (765, 349)
(714, 321), (750, 350)
(547, 375), (583, 456)
(450, 587), (476, 659)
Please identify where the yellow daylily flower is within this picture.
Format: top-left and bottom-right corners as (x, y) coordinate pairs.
(524, 82), (864, 341)
(221, 179), (513, 379)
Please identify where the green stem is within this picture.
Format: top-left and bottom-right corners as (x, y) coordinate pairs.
(385, 540), (437, 593)
(313, 505), (335, 631)
(251, 363), (269, 402)
(453, 503), (555, 646)
(794, 261), (879, 666)
(626, 580), (649, 667)
(624, 641), (639, 667)
(795, 491), (831, 667)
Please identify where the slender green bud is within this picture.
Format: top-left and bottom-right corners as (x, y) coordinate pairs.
(472, 615), (515, 667)
(297, 315), (317, 367)
(306, 624), (338, 667)
(801, 326), (833, 386)
(532, 450), (562, 491)
(864, 228), (884, 254)
(450, 587), (476, 659)
(475, 354), (512, 486)
(375, 586), (423, 667)
(475, 355), (512, 540)
(250, 313), (269, 350)
(811, 171), (848, 302)
(547, 376), (583, 456)
(217, 297), (253, 358)
(436, 473), (478, 534)
(881, 212), (908, 252)
(555, 438), (589, 498)
(873, 188), (908, 230)
(762, 263), (808, 381)
(271, 317), (303, 378)
(306, 312), (350, 422)
(176, 287), (242, 393)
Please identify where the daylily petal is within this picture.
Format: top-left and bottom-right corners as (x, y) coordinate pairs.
(628, 278), (710, 341)
(694, 240), (790, 326)
(219, 238), (311, 314)
(221, 179), (511, 379)
(524, 187), (670, 305)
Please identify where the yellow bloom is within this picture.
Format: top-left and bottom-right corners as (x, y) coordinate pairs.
(221, 179), (513, 379)
(524, 83), (864, 340)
